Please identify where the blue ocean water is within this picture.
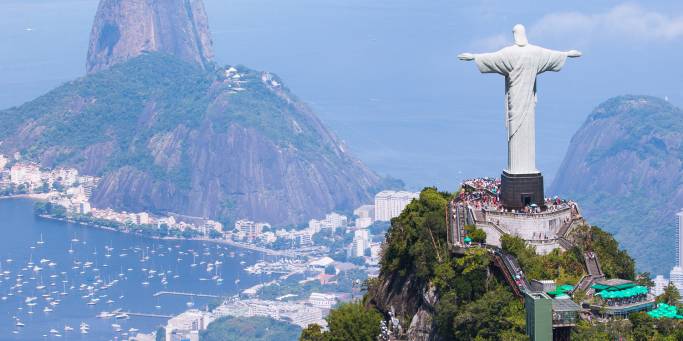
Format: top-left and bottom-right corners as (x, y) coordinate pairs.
(0, 199), (266, 340)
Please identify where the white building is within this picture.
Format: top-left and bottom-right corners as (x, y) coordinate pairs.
(52, 168), (79, 186)
(10, 163), (41, 187)
(670, 210), (683, 292)
(374, 191), (419, 221)
(78, 202), (91, 215)
(354, 205), (375, 219)
(324, 212), (347, 229)
(235, 219), (270, 241)
(653, 275), (670, 296)
(165, 309), (211, 341)
(297, 230), (314, 246)
(308, 292), (337, 309)
(348, 229), (370, 258)
(355, 217), (373, 229)
(136, 212), (150, 225)
(308, 219), (322, 233)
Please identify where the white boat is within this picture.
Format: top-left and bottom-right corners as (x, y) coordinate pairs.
(50, 328), (59, 334)
(16, 321), (25, 327)
(64, 325), (74, 331)
(37, 234), (45, 245)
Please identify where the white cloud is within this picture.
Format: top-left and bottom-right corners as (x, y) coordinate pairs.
(471, 3), (683, 50)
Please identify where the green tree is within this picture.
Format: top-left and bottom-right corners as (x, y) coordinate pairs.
(201, 316), (301, 341)
(299, 324), (325, 341)
(635, 272), (655, 289)
(325, 302), (382, 341)
(452, 287), (525, 340)
(629, 312), (655, 341)
(469, 228), (487, 244)
(658, 283), (681, 306)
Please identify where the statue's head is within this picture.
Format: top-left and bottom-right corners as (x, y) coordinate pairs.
(513, 24), (528, 47)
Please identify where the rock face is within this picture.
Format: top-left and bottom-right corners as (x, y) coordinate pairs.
(551, 95), (683, 274)
(87, 0), (214, 73)
(0, 54), (380, 225)
(367, 273), (440, 341)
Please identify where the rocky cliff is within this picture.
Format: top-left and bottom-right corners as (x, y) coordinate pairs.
(87, 0), (214, 73)
(0, 53), (380, 225)
(552, 95), (683, 274)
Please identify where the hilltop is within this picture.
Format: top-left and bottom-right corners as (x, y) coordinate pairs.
(552, 95), (683, 274)
(0, 53), (380, 225)
(87, 0), (214, 73)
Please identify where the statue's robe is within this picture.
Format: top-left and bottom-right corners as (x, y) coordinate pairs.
(474, 45), (566, 174)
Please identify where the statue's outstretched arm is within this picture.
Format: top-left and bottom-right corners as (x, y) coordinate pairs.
(566, 50), (582, 58)
(458, 53), (475, 61)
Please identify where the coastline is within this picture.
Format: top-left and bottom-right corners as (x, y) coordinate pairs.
(0, 193), (54, 201)
(35, 213), (299, 257)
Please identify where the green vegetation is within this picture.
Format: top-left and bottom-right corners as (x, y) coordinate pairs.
(201, 316), (301, 341)
(1, 52), (349, 222)
(570, 225), (636, 280)
(309, 187), (650, 340)
(501, 234), (584, 285)
(299, 302), (382, 341)
(377, 188), (527, 340)
(380, 187), (451, 282)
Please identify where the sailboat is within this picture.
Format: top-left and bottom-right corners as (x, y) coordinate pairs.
(37, 233), (44, 245)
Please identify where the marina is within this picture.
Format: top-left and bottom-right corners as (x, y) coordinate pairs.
(0, 199), (270, 340)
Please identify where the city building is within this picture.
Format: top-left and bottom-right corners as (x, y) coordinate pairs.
(308, 293), (337, 309)
(669, 210), (683, 292)
(374, 191), (419, 221)
(235, 219), (270, 241)
(165, 309), (212, 341)
(78, 202), (91, 215)
(348, 229), (369, 258)
(308, 212), (348, 231)
(355, 217), (373, 229)
(354, 205), (375, 220)
(653, 275), (670, 296)
(10, 163), (41, 188)
(670, 267), (683, 292)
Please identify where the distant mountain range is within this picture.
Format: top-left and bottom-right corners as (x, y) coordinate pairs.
(0, 0), (383, 225)
(552, 95), (683, 275)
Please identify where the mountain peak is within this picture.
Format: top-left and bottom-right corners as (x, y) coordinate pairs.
(86, 0), (214, 74)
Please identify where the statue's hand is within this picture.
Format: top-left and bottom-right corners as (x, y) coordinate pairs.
(567, 50), (582, 58)
(458, 53), (475, 61)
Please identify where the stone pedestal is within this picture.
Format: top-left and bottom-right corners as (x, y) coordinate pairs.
(500, 171), (544, 210)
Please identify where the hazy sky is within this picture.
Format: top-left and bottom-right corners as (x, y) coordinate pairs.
(0, 0), (682, 190)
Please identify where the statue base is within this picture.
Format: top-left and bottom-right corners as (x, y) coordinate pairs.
(500, 171), (545, 210)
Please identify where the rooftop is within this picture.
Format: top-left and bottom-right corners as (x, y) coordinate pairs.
(552, 298), (582, 312)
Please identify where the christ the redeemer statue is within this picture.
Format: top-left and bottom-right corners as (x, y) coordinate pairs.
(459, 24), (581, 175)
(459, 24), (581, 209)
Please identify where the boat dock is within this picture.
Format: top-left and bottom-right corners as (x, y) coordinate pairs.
(153, 291), (220, 298)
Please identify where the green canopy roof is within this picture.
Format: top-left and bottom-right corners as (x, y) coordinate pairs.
(592, 282), (636, 292)
(596, 285), (648, 299)
(557, 284), (574, 292)
(648, 303), (683, 319)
